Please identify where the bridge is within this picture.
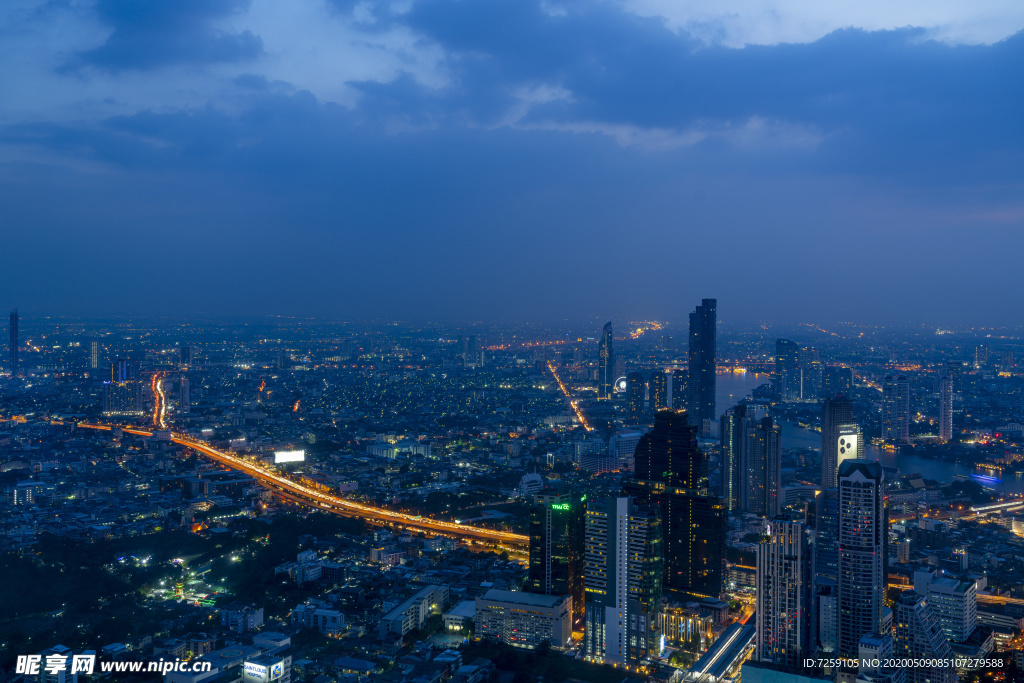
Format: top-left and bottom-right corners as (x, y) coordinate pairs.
(77, 423), (529, 550)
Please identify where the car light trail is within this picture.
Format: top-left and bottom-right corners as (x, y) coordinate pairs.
(77, 422), (529, 549)
(547, 361), (593, 431)
(151, 372), (168, 429)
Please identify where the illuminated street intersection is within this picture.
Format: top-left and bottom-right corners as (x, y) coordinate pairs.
(77, 423), (529, 552)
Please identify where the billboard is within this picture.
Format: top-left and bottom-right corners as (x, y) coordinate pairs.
(837, 426), (858, 470)
(274, 449), (305, 464)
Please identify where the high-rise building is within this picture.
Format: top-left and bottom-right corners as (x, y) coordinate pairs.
(670, 369), (687, 410)
(811, 488), (839, 655)
(180, 344), (193, 366)
(822, 366), (853, 399)
(756, 519), (811, 668)
(179, 377), (191, 415)
(938, 376), (953, 442)
(798, 347), (822, 400)
(774, 339), (800, 401)
(625, 372), (646, 424)
(719, 404), (747, 512)
(742, 417), (781, 518)
(820, 397), (862, 488)
(9, 308), (18, 376)
(892, 590), (957, 683)
(882, 376), (910, 443)
(837, 460), (886, 660)
(625, 410), (726, 600)
(662, 335), (674, 353)
(462, 335), (480, 368)
(974, 346), (989, 369)
(103, 359), (144, 416)
(688, 300), (716, 428)
(583, 497), (663, 668)
(598, 322), (614, 399)
(925, 577), (977, 643)
(528, 489), (586, 629)
(90, 340), (99, 369)
(649, 371), (668, 414)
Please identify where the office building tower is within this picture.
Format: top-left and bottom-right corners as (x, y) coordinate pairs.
(774, 339), (800, 401)
(811, 488), (839, 655)
(180, 344), (193, 366)
(103, 359), (144, 416)
(939, 361), (962, 393)
(662, 335), (674, 352)
(882, 376), (910, 443)
(938, 376), (953, 442)
(670, 369), (687, 410)
(925, 577), (977, 643)
(799, 347), (823, 399)
(719, 404), (747, 512)
(179, 377), (191, 415)
(462, 335), (480, 368)
(625, 410), (726, 600)
(90, 340), (99, 369)
(973, 346), (988, 369)
(1003, 350), (1016, 370)
(649, 371), (668, 414)
(893, 591), (957, 683)
(821, 397), (862, 488)
(528, 489), (586, 629)
(625, 372), (646, 424)
(598, 322), (614, 399)
(583, 497), (663, 668)
(9, 308), (18, 376)
(837, 460), (886, 660)
(688, 299), (716, 427)
(822, 366), (853, 399)
(742, 417), (781, 518)
(756, 519), (811, 668)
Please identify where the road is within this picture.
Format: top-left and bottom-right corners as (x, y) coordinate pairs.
(77, 423), (529, 550)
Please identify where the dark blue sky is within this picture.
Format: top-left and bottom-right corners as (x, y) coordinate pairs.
(1, 0), (1022, 324)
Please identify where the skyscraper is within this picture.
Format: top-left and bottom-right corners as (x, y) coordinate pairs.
(649, 371), (668, 414)
(836, 459), (886, 660)
(687, 299), (716, 428)
(882, 375), (910, 443)
(670, 369), (687, 410)
(583, 497), (663, 668)
(939, 376), (953, 442)
(179, 377), (191, 415)
(625, 372), (646, 424)
(625, 410), (726, 600)
(9, 308), (18, 377)
(90, 340), (99, 369)
(822, 366), (853, 399)
(756, 519), (811, 668)
(719, 404), (746, 512)
(820, 397), (862, 488)
(598, 322), (614, 399)
(892, 590), (957, 683)
(741, 417), (781, 518)
(811, 488), (839, 655)
(180, 344), (193, 366)
(528, 489), (586, 629)
(774, 339), (800, 401)
(103, 359), (144, 416)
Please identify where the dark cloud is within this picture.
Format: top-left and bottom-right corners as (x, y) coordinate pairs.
(63, 0), (262, 72)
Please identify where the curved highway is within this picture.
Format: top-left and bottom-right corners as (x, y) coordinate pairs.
(78, 423), (528, 549)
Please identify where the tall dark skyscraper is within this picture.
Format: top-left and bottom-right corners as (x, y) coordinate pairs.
(811, 488), (839, 655)
(774, 338), (800, 401)
(9, 308), (18, 377)
(670, 369), (687, 410)
(821, 396), (861, 488)
(625, 372), (646, 424)
(688, 299), (716, 429)
(598, 321), (614, 399)
(528, 488), (586, 628)
(836, 459), (886, 660)
(649, 371), (668, 414)
(882, 375), (910, 443)
(583, 496), (662, 667)
(741, 416), (781, 518)
(719, 404), (746, 512)
(625, 410), (726, 600)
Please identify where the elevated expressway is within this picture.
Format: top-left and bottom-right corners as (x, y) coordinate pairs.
(77, 423), (528, 552)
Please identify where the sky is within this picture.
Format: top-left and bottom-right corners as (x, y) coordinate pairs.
(1, 0), (1022, 325)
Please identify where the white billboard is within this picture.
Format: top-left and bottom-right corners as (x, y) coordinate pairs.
(837, 426), (858, 470)
(274, 449), (305, 464)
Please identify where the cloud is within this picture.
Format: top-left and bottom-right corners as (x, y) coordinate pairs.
(64, 0), (263, 72)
